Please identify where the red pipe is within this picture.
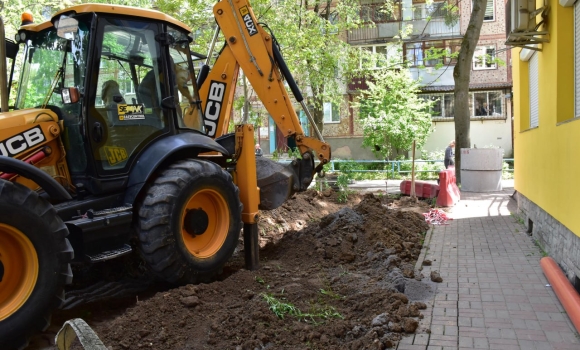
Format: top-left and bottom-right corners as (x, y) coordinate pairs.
(540, 257), (580, 333)
(0, 150), (47, 180)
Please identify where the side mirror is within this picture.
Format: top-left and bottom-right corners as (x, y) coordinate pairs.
(61, 87), (80, 104)
(54, 15), (78, 41)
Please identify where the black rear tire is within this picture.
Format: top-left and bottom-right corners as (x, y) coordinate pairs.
(136, 159), (242, 284)
(0, 180), (73, 350)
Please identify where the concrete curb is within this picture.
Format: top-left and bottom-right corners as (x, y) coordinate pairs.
(415, 224), (434, 272)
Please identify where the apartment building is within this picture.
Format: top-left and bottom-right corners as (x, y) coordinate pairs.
(316, 0), (514, 159)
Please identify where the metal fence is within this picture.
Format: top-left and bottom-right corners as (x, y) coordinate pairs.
(277, 158), (515, 176)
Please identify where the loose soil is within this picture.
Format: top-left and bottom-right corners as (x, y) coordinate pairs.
(30, 189), (437, 350)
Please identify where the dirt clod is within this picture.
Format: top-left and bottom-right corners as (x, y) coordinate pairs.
(430, 271), (443, 283)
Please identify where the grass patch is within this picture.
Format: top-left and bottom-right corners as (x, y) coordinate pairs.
(261, 293), (344, 325)
(534, 240), (548, 257)
(319, 288), (343, 300)
(510, 212), (525, 225)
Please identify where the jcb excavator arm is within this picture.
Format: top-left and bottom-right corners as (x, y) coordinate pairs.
(199, 0), (330, 165)
(198, 0), (331, 216)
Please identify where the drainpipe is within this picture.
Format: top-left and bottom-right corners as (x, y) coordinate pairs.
(0, 2), (8, 112)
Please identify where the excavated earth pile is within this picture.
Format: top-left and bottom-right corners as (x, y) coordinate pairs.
(80, 191), (435, 350)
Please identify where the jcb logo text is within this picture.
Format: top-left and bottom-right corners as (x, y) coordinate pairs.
(0, 126), (46, 157)
(204, 81), (226, 137)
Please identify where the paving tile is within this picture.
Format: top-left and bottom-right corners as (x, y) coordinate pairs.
(444, 326), (458, 336)
(473, 337), (489, 349)
(534, 342), (555, 350)
(397, 344), (428, 350)
(458, 336), (472, 348)
(550, 342), (580, 349)
(539, 320), (575, 332)
(515, 328), (547, 341)
(399, 335), (415, 344)
(428, 339), (457, 347)
(413, 334), (430, 346)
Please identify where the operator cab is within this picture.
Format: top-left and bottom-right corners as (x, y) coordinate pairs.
(13, 5), (205, 194)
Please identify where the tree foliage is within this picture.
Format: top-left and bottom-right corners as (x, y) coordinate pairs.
(157, 0), (368, 133)
(355, 68), (432, 159)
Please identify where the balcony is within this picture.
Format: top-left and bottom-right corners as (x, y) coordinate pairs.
(348, 18), (460, 44)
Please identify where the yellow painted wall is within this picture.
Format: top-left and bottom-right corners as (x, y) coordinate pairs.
(512, 0), (580, 235)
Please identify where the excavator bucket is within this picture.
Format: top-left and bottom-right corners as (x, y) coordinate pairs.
(255, 155), (314, 210)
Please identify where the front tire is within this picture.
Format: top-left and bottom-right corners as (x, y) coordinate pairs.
(0, 180), (73, 350)
(137, 159), (242, 284)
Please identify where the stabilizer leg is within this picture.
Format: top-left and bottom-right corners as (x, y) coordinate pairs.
(243, 222), (259, 270)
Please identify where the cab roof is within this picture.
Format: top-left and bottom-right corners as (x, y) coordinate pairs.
(21, 3), (191, 33)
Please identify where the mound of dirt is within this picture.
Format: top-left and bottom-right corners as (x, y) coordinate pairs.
(86, 191), (434, 350)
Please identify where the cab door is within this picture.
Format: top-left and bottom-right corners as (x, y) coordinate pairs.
(87, 16), (169, 176)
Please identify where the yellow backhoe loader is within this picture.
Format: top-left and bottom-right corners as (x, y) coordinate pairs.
(0, 2), (330, 349)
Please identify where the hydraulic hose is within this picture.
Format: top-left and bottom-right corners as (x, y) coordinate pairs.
(272, 43), (302, 102)
(272, 43), (324, 142)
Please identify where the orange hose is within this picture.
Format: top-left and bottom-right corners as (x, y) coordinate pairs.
(540, 257), (580, 333)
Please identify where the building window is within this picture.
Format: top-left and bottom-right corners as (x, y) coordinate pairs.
(420, 90), (505, 119)
(323, 102), (340, 123)
(404, 39), (461, 67)
(420, 94), (447, 118)
(473, 0), (494, 21)
(484, 0), (494, 21)
(413, 2), (447, 20)
(360, 0), (401, 23)
(473, 46), (496, 70)
(359, 44), (403, 68)
(529, 53), (539, 128)
(472, 91), (503, 117)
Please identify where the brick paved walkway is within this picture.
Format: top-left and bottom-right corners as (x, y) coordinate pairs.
(398, 188), (580, 350)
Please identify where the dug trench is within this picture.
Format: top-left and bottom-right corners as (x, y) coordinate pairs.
(30, 189), (441, 350)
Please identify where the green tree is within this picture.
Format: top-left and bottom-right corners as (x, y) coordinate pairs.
(355, 68), (432, 160)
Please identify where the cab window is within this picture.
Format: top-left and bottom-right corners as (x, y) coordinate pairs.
(89, 18), (167, 173)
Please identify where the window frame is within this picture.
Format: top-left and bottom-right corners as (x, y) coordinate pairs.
(575, 1), (580, 118)
(472, 45), (497, 70)
(529, 53), (539, 128)
(484, 0), (495, 22)
(360, 0), (401, 23)
(413, 2), (447, 20)
(359, 43), (403, 69)
(403, 39), (461, 67)
(472, 0), (495, 22)
(323, 102), (340, 123)
(420, 90), (506, 119)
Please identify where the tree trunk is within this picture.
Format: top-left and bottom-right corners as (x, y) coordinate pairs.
(309, 85), (325, 134)
(452, 0), (487, 184)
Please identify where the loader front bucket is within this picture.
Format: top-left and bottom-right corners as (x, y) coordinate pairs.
(255, 154), (314, 210)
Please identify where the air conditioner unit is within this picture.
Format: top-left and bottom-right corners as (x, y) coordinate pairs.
(511, 0), (536, 32)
